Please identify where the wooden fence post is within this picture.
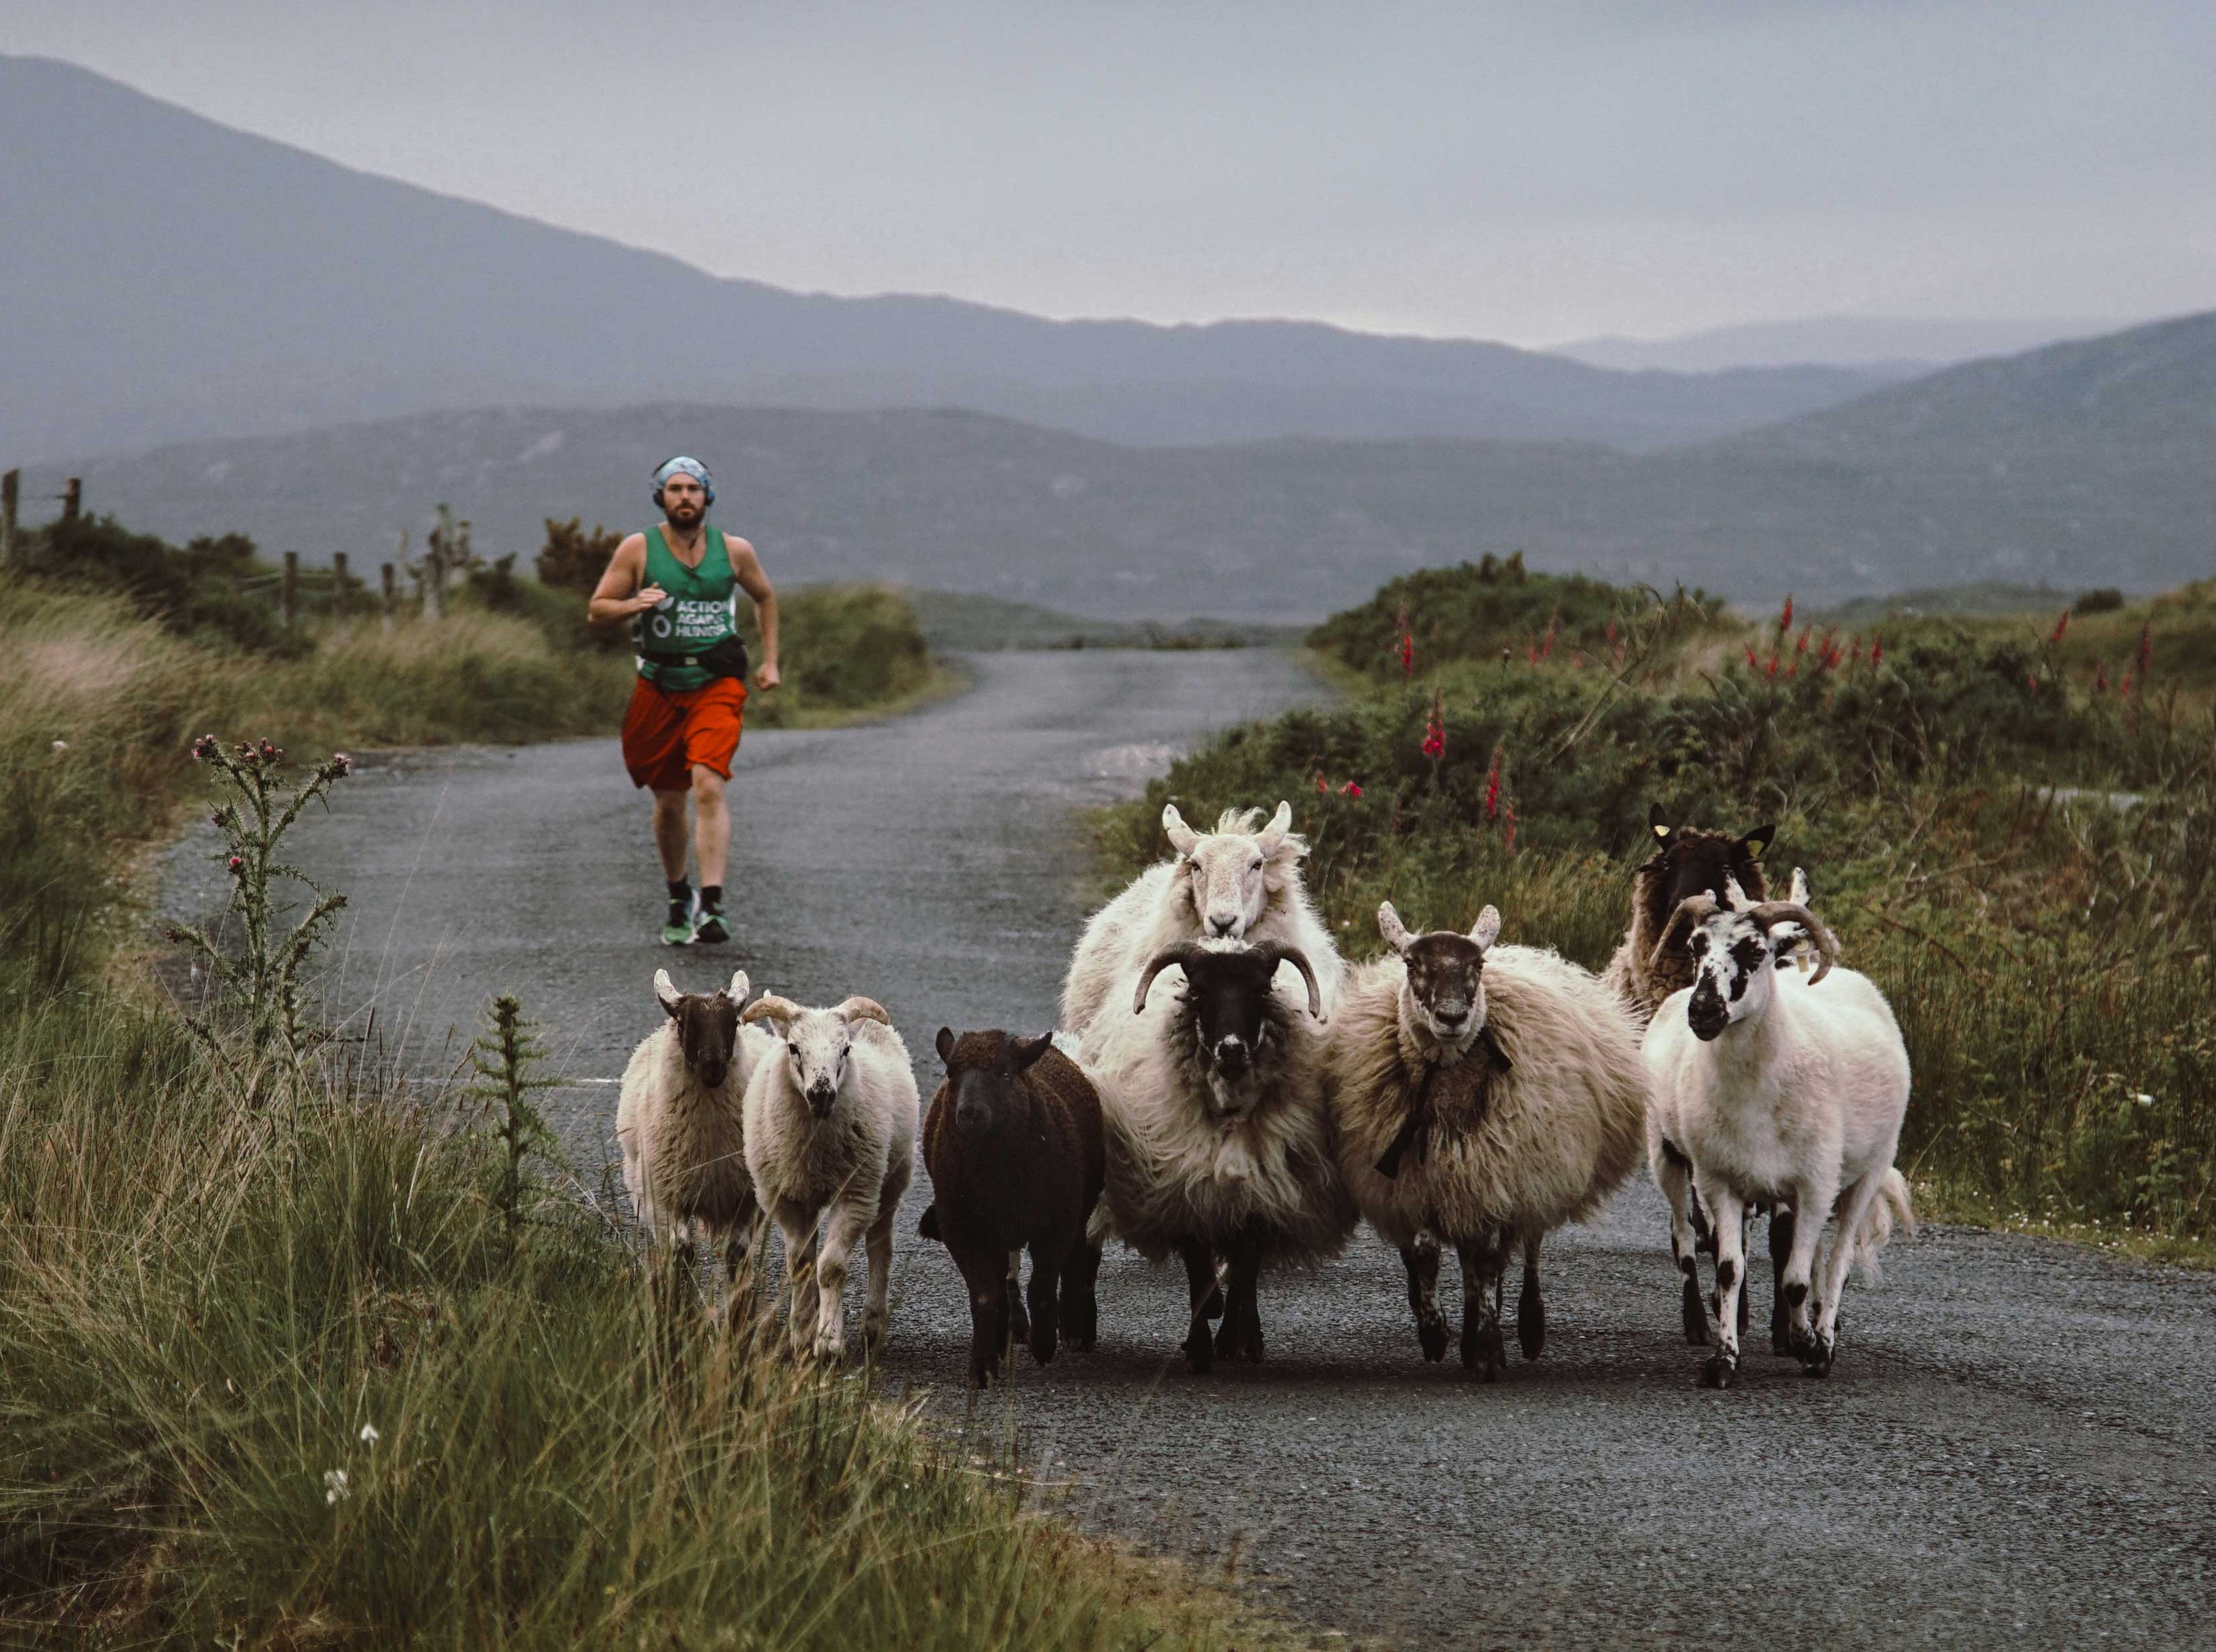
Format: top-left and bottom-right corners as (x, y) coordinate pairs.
(282, 551), (299, 627)
(331, 552), (350, 629)
(380, 561), (397, 631)
(1, 470), (17, 568)
(60, 478), (81, 523)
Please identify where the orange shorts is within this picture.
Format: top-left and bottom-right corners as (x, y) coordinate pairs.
(621, 675), (746, 792)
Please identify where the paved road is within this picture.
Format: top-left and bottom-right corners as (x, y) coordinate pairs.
(167, 651), (2215, 1649)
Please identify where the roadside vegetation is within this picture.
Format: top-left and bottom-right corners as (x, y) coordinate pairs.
(0, 516), (1288, 1647)
(1099, 559), (2216, 1258)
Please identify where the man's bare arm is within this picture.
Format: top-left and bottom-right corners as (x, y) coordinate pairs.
(728, 535), (781, 690)
(586, 533), (663, 628)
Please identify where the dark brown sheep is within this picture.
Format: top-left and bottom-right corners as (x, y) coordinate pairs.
(921, 1029), (1106, 1387)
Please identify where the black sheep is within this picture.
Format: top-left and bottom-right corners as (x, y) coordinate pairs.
(920, 1029), (1105, 1387)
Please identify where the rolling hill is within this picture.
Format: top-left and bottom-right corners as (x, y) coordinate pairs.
(1, 53), (1886, 465)
(27, 309), (2216, 619)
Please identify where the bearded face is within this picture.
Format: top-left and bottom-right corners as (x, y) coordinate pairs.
(660, 475), (707, 527)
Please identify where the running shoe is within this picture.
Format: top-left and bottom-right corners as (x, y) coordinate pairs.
(661, 896), (696, 946)
(692, 904), (730, 946)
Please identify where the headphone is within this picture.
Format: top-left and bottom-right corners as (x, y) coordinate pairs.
(651, 456), (716, 510)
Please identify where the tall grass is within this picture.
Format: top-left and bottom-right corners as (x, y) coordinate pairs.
(1099, 564), (2216, 1248)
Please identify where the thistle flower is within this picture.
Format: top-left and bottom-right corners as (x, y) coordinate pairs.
(227, 856), (244, 872)
(191, 734), (219, 761)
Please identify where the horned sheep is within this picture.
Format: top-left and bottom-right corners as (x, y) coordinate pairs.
(1080, 938), (1354, 1372)
(1324, 905), (1647, 1379)
(740, 993), (920, 1360)
(1643, 874), (1915, 1387)
(616, 969), (772, 1320)
(1061, 802), (1342, 1040)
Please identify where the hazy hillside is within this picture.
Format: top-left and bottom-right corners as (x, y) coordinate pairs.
(1, 54), (1884, 463)
(1557, 316), (2111, 373)
(31, 311), (2216, 618)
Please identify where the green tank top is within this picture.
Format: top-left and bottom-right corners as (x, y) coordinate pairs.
(633, 523), (741, 692)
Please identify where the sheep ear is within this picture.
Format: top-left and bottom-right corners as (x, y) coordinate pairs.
(836, 995), (892, 1028)
(1377, 902), (1416, 954)
(742, 995), (800, 1030)
(1649, 802), (1675, 844)
(1469, 905), (1502, 950)
(654, 969), (683, 1018)
(1788, 867), (1811, 906)
(724, 970), (751, 1005)
(1254, 800), (1293, 854)
(1722, 874), (1751, 912)
(1013, 1032), (1055, 1071)
(934, 1027), (956, 1065)
(1739, 823), (1775, 859)
(1162, 803), (1200, 857)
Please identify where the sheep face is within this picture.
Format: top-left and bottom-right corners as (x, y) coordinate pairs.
(934, 1027), (1054, 1139)
(1163, 801), (1298, 940)
(1135, 940), (1324, 1115)
(1683, 910), (1783, 1040)
(1642, 806), (1772, 958)
(653, 968), (750, 1090)
(1378, 903), (1501, 1055)
(744, 995), (894, 1119)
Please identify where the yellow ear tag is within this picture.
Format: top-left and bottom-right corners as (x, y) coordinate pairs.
(1653, 824), (1671, 839)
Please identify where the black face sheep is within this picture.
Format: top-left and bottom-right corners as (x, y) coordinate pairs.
(1080, 938), (1353, 1373)
(616, 968), (770, 1320)
(1324, 904), (1647, 1380)
(921, 1029), (1107, 1387)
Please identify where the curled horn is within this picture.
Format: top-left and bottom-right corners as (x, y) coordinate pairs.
(1253, 800), (1294, 854)
(1162, 803), (1201, 857)
(834, 995), (892, 1027)
(741, 994), (803, 1027)
(1377, 901), (1416, 954)
(1745, 902), (1842, 985)
(1256, 942), (1325, 1022)
(1650, 892), (1719, 974)
(1133, 941), (1209, 1014)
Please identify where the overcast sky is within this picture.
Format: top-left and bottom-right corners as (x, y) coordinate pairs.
(7, 1), (2214, 343)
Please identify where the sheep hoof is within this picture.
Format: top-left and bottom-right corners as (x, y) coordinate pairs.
(1416, 1314), (1448, 1362)
(1518, 1296), (1545, 1362)
(1701, 1352), (1737, 1389)
(1680, 1281), (1708, 1345)
(1461, 1320), (1504, 1380)
(1800, 1335), (1835, 1378)
(1182, 1322), (1214, 1374)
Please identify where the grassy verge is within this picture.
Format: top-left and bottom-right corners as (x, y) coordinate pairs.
(1097, 559), (2216, 1256)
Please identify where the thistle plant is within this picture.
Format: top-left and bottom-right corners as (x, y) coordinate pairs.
(170, 735), (351, 1071)
(465, 993), (563, 1247)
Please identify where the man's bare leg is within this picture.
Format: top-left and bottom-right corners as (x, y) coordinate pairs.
(690, 765), (729, 889)
(651, 786), (691, 881)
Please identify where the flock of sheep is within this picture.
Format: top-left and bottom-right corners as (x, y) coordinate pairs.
(615, 801), (1914, 1391)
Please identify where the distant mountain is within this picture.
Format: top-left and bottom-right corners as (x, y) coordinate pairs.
(1, 53), (1884, 464)
(1555, 316), (2115, 374)
(30, 312), (2216, 619)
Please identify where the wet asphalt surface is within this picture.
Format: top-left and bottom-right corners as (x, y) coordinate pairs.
(164, 651), (2216, 1649)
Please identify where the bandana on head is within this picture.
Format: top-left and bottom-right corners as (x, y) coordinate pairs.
(653, 456), (712, 496)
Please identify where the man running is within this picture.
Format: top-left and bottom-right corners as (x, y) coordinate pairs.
(588, 456), (780, 945)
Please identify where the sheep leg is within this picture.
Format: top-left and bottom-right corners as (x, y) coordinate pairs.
(1455, 1229), (1508, 1382)
(1766, 1204), (1798, 1356)
(1177, 1239), (1216, 1374)
(1779, 1179), (1829, 1362)
(1003, 1250), (1031, 1348)
(1213, 1236), (1264, 1363)
(1025, 1237), (1063, 1366)
(718, 1211), (764, 1330)
(1735, 1211), (1753, 1340)
(1698, 1181), (1746, 1389)
(1516, 1233), (1545, 1362)
(1059, 1236), (1102, 1352)
(810, 1203), (871, 1362)
(1655, 1142), (1709, 1346)
(774, 1202), (821, 1360)
(860, 1199), (898, 1354)
(1807, 1173), (1884, 1378)
(1400, 1239), (1448, 1362)
(954, 1244), (1008, 1387)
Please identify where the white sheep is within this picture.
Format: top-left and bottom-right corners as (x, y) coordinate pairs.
(1324, 904), (1647, 1379)
(1079, 938), (1353, 1372)
(740, 993), (920, 1360)
(1060, 802), (1343, 1041)
(1642, 874), (1915, 1387)
(616, 969), (771, 1319)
